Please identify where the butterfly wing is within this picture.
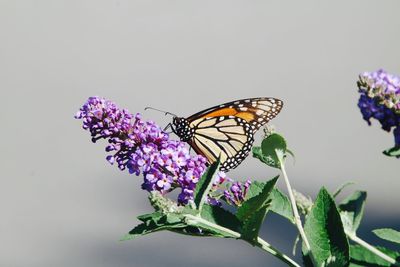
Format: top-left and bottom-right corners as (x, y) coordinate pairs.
(187, 116), (254, 171)
(186, 97), (283, 171)
(187, 97), (283, 132)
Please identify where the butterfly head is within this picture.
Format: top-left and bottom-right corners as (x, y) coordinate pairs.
(172, 117), (194, 142)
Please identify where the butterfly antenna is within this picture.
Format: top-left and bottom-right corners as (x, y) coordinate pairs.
(144, 107), (177, 117)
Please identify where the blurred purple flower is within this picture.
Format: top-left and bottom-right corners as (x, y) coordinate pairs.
(206, 172), (252, 207)
(395, 127), (400, 147)
(357, 70), (400, 149)
(75, 96), (208, 204)
(224, 180), (251, 206)
(206, 172), (232, 206)
(359, 69), (400, 96)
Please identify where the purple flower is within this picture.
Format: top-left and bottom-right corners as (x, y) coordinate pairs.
(357, 93), (397, 131)
(224, 179), (251, 206)
(357, 70), (400, 148)
(76, 96), (208, 205)
(178, 188), (194, 205)
(156, 175), (172, 191)
(206, 171), (252, 207)
(206, 172), (233, 206)
(395, 126), (400, 147)
(359, 69), (400, 96)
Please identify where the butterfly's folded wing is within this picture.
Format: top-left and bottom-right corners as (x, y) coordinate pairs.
(186, 97), (283, 171)
(187, 116), (253, 171)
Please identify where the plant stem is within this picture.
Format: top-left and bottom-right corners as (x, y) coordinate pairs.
(350, 234), (397, 265)
(185, 214), (240, 238)
(277, 150), (311, 251)
(255, 237), (301, 267)
(184, 214), (301, 267)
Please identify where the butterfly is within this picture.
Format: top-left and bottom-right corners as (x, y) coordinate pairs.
(168, 97), (283, 172)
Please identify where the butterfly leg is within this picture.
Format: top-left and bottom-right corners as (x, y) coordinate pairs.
(163, 123), (172, 132)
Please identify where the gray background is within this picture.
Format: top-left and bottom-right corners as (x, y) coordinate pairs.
(1, 1), (399, 266)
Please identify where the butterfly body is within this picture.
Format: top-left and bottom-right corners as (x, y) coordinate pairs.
(172, 117), (194, 142)
(171, 97), (283, 172)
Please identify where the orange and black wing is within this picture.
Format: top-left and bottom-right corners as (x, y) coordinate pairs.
(186, 97), (283, 171)
(187, 97), (283, 132)
(187, 115), (254, 171)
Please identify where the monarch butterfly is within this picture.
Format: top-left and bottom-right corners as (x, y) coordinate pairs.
(164, 97), (283, 172)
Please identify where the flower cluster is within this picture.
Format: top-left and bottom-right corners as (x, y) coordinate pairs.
(224, 180), (251, 206)
(357, 69), (400, 147)
(75, 96), (207, 204)
(208, 172), (251, 206)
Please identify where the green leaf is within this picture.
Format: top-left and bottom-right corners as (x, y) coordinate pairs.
(252, 146), (276, 166)
(245, 180), (265, 199)
(302, 251), (314, 267)
(237, 177), (278, 242)
(350, 244), (400, 267)
(200, 204), (241, 233)
(339, 191), (367, 236)
(236, 176), (279, 222)
(120, 222), (157, 240)
(193, 160), (220, 211)
(373, 228), (400, 245)
(137, 211), (163, 223)
(183, 208), (239, 239)
(183, 220), (235, 238)
(304, 187), (350, 266)
(121, 222), (174, 241)
(260, 133), (287, 169)
(304, 247), (349, 267)
(383, 146), (400, 158)
(121, 213), (185, 241)
(241, 205), (269, 242)
(169, 226), (217, 237)
(169, 205), (240, 238)
(246, 181), (294, 224)
(164, 213), (183, 224)
(323, 256), (351, 267)
(332, 181), (356, 198)
(269, 188), (295, 224)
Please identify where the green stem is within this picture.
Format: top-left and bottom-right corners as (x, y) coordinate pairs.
(184, 214), (301, 267)
(185, 214), (240, 238)
(255, 237), (301, 267)
(277, 150), (311, 251)
(349, 234), (397, 265)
